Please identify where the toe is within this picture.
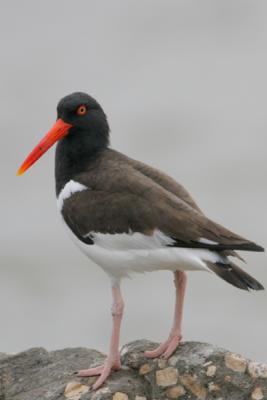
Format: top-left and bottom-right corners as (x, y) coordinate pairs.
(145, 341), (170, 358)
(162, 335), (182, 359)
(78, 357), (121, 388)
(92, 365), (112, 390)
(78, 365), (104, 377)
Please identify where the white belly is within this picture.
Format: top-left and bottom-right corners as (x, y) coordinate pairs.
(61, 219), (221, 279)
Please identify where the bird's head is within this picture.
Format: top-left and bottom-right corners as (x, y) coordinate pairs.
(17, 92), (109, 176)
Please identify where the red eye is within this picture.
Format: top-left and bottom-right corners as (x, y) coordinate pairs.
(77, 105), (87, 115)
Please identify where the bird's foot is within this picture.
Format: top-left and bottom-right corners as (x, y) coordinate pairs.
(78, 357), (121, 390)
(145, 334), (182, 359)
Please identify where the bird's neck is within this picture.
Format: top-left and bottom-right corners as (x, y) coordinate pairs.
(55, 128), (109, 196)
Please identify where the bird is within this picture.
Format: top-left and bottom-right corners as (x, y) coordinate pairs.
(17, 92), (264, 390)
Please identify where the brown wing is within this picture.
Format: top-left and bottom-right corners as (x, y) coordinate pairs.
(62, 190), (156, 244)
(62, 157), (263, 252)
(124, 152), (202, 213)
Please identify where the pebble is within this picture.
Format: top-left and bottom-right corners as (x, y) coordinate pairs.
(139, 363), (152, 375)
(225, 353), (247, 372)
(179, 374), (207, 400)
(251, 386), (264, 400)
(156, 367), (178, 387)
(206, 365), (216, 377)
(166, 385), (186, 398)
(64, 382), (89, 400)
(113, 392), (129, 400)
(248, 362), (267, 379)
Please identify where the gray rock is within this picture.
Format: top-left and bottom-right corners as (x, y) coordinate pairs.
(0, 341), (266, 400)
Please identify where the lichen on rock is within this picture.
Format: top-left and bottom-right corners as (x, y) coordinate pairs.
(0, 340), (266, 399)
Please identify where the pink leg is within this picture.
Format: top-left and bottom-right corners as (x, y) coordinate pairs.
(78, 283), (124, 390)
(145, 271), (187, 359)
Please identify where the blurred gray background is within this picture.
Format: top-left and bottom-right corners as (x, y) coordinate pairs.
(0, 1), (266, 362)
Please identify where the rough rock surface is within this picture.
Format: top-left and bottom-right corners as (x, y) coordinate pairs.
(0, 340), (266, 400)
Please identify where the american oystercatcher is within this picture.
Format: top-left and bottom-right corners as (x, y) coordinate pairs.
(17, 92), (264, 389)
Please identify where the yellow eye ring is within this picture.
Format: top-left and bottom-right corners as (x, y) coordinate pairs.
(77, 105), (87, 116)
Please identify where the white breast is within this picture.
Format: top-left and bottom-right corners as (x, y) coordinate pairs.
(57, 180), (88, 212)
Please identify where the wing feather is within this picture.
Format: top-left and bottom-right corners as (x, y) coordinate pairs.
(61, 159), (263, 252)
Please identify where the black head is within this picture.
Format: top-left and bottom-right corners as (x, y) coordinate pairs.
(57, 92), (110, 143)
(54, 92), (111, 193)
(17, 92), (110, 179)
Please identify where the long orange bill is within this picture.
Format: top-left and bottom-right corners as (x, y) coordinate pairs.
(17, 118), (72, 176)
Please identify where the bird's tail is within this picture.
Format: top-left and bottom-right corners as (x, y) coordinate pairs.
(206, 260), (264, 291)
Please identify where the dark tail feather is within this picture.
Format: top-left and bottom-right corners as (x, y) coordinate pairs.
(207, 261), (264, 291)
